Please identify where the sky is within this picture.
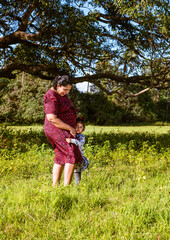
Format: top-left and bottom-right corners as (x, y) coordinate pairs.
(76, 82), (91, 92)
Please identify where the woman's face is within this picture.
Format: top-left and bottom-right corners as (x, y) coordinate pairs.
(56, 84), (72, 96)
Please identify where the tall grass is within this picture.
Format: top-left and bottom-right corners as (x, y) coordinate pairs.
(0, 127), (169, 239)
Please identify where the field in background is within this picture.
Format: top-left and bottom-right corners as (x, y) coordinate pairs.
(85, 125), (170, 134)
(3, 124), (170, 134)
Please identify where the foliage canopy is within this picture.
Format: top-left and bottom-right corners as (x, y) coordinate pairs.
(0, 0), (169, 96)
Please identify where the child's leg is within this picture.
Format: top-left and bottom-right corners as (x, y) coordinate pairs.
(74, 172), (81, 185)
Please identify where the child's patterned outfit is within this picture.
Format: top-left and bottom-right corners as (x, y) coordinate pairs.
(70, 133), (89, 172)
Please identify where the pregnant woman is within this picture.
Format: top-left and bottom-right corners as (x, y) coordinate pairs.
(44, 75), (83, 186)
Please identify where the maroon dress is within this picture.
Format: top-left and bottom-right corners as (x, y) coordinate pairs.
(44, 89), (84, 165)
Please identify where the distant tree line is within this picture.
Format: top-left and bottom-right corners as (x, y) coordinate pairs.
(0, 74), (169, 125)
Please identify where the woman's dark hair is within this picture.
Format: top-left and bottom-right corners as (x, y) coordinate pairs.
(76, 117), (85, 129)
(52, 75), (72, 89)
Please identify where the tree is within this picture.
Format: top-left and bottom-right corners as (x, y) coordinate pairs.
(0, 73), (51, 123)
(0, 73), (168, 124)
(0, 0), (169, 97)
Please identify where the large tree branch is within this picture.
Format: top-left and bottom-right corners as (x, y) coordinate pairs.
(0, 31), (40, 48)
(125, 84), (170, 98)
(1, 63), (169, 97)
(74, 73), (170, 95)
(0, 63), (66, 79)
(74, 73), (151, 84)
(126, 86), (159, 98)
(75, 75), (169, 97)
(2, 62), (169, 86)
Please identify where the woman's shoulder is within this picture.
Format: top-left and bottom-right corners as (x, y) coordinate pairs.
(44, 90), (59, 105)
(44, 89), (59, 99)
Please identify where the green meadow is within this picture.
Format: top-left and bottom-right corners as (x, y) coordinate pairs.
(0, 126), (169, 239)
(4, 124), (170, 134)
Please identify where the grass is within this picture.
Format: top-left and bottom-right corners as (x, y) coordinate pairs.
(85, 125), (170, 134)
(3, 124), (170, 134)
(0, 126), (170, 239)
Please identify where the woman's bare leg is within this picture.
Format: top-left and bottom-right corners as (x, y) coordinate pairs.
(53, 163), (64, 186)
(64, 163), (75, 186)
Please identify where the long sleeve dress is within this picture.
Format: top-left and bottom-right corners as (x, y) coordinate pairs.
(44, 89), (84, 165)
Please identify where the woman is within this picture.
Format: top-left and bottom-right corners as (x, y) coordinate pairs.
(44, 75), (83, 186)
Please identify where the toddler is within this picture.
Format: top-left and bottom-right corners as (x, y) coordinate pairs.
(66, 117), (89, 185)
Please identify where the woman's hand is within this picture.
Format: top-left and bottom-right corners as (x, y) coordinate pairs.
(69, 127), (76, 137)
(66, 138), (71, 143)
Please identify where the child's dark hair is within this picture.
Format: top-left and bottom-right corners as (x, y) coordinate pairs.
(52, 75), (72, 89)
(76, 117), (85, 129)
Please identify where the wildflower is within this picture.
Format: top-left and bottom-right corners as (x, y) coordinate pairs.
(5, 139), (7, 141)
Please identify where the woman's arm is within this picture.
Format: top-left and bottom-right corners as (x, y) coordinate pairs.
(46, 114), (76, 137)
